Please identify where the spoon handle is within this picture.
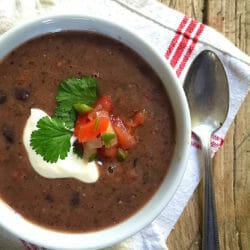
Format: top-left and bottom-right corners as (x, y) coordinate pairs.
(201, 135), (220, 250)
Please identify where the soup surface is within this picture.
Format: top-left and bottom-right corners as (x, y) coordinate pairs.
(0, 31), (175, 232)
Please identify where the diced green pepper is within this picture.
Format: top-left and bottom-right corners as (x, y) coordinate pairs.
(73, 103), (93, 113)
(102, 133), (116, 146)
(117, 148), (128, 161)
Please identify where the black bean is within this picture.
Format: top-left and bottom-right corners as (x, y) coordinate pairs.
(0, 91), (7, 104)
(133, 158), (138, 168)
(15, 88), (30, 101)
(2, 126), (15, 143)
(45, 194), (54, 203)
(70, 192), (80, 207)
(142, 172), (150, 184)
(108, 166), (114, 174)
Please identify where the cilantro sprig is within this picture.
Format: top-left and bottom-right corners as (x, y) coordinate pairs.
(30, 76), (97, 163)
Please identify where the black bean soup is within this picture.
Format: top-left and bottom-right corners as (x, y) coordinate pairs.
(0, 31), (176, 232)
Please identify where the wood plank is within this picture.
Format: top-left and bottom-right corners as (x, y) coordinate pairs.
(165, 188), (202, 249)
(234, 95), (249, 250)
(160, 0), (249, 249)
(212, 95), (249, 250)
(160, 0), (204, 21)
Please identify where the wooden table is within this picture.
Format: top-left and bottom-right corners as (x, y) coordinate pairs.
(158, 0), (249, 249)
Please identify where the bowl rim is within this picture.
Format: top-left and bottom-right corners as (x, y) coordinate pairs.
(0, 14), (191, 250)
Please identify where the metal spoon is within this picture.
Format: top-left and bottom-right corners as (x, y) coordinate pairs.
(184, 50), (229, 250)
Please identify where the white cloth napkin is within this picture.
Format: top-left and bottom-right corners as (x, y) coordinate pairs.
(0, 0), (249, 249)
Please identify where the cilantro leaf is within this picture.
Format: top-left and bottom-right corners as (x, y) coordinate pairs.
(30, 116), (73, 163)
(56, 76), (97, 107)
(54, 105), (76, 129)
(54, 76), (97, 128)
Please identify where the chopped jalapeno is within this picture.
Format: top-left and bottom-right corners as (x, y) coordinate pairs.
(73, 103), (93, 113)
(94, 117), (100, 131)
(117, 148), (128, 161)
(102, 133), (116, 146)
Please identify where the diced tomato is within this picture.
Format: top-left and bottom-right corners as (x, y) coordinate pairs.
(132, 110), (145, 126)
(88, 96), (112, 120)
(74, 114), (89, 137)
(96, 110), (109, 118)
(110, 115), (137, 150)
(127, 110), (145, 129)
(98, 145), (118, 159)
(97, 96), (113, 112)
(76, 117), (109, 143)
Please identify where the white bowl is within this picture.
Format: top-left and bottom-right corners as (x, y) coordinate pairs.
(0, 15), (191, 250)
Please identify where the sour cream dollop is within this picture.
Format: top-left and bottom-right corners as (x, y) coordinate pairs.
(23, 108), (99, 183)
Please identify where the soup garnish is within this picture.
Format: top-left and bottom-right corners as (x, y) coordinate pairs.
(30, 76), (145, 166)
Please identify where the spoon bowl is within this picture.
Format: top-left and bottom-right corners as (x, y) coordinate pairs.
(184, 50), (229, 250)
(184, 50), (229, 135)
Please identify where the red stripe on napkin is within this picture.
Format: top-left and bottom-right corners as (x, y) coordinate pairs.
(31, 244), (40, 250)
(20, 239), (46, 250)
(170, 19), (198, 68)
(212, 134), (224, 146)
(176, 23), (205, 77)
(211, 141), (222, 148)
(191, 133), (224, 151)
(191, 140), (201, 150)
(20, 240), (32, 250)
(165, 16), (189, 59)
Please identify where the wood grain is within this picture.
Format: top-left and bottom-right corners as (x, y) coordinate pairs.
(160, 0), (249, 249)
